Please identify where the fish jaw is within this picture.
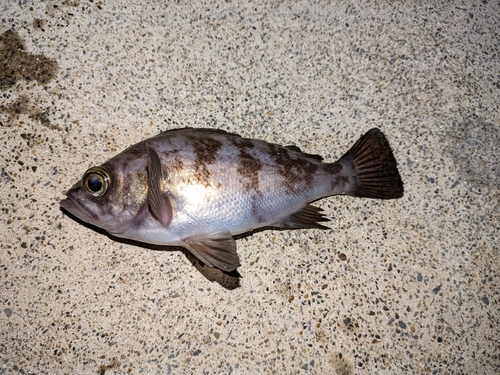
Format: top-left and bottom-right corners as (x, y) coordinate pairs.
(60, 187), (101, 226)
(60, 181), (140, 235)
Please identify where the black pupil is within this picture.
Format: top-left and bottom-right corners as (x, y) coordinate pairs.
(87, 175), (103, 192)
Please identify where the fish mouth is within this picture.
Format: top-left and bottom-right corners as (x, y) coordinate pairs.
(60, 193), (99, 225)
(60, 191), (133, 235)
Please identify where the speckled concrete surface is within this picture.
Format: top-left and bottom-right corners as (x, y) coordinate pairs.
(1, 1), (499, 374)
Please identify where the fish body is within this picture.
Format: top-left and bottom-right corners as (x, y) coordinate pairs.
(61, 128), (403, 271)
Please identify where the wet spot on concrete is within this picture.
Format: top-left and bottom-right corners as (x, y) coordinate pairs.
(328, 352), (354, 375)
(33, 18), (47, 31)
(0, 94), (60, 129)
(98, 357), (122, 375)
(446, 117), (500, 191)
(0, 29), (58, 90)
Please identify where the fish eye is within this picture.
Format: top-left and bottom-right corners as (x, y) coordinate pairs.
(82, 167), (110, 197)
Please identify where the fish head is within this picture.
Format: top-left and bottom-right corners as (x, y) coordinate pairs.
(60, 159), (148, 235)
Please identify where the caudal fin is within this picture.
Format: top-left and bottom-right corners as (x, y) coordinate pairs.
(340, 128), (404, 199)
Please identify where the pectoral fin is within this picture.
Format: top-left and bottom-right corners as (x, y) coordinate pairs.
(146, 142), (172, 227)
(182, 230), (241, 271)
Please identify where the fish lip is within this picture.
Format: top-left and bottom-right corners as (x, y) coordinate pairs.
(59, 196), (76, 214)
(60, 191), (133, 235)
(60, 193), (96, 224)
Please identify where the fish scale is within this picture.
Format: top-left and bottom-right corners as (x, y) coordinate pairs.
(61, 127), (403, 272)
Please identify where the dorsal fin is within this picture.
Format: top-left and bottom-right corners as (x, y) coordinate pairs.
(285, 145), (324, 161)
(157, 127), (243, 138)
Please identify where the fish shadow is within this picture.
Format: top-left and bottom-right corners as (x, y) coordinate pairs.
(60, 208), (241, 290)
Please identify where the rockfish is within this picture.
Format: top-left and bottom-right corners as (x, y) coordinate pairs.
(60, 128), (403, 271)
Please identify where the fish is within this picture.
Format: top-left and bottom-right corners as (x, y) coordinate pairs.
(60, 127), (403, 271)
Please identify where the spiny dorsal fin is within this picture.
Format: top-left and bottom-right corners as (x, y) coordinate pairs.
(182, 230), (241, 271)
(157, 127), (243, 138)
(285, 145), (324, 161)
(146, 142), (173, 227)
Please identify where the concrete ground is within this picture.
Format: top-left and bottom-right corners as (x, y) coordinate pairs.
(1, 1), (498, 374)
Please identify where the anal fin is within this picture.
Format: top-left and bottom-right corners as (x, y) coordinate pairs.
(182, 230), (241, 272)
(274, 205), (330, 230)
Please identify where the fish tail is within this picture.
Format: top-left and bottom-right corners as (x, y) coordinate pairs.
(339, 128), (404, 199)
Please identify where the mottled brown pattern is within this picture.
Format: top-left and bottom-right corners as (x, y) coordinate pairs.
(324, 162), (348, 191)
(164, 151), (184, 174)
(323, 161), (342, 174)
(114, 143), (146, 172)
(267, 143), (319, 194)
(250, 195), (264, 223)
(191, 136), (223, 187)
(332, 175), (349, 191)
(238, 157), (262, 192)
(234, 138), (263, 193)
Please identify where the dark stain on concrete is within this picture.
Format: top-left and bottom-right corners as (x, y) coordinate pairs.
(0, 29), (58, 90)
(0, 94), (60, 129)
(446, 116), (500, 191)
